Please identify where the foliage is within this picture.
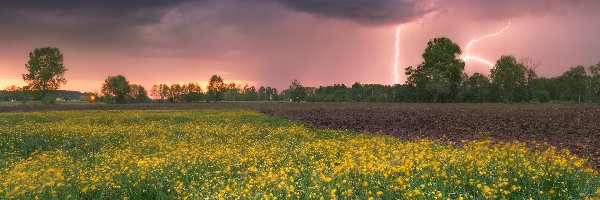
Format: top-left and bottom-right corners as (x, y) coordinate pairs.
(458, 73), (492, 103)
(101, 75), (131, 104)
(0, 88), (93, 102)
(129, 84), (150, 103)
(207, 75), (226, 102)
(151, 83), (203, 102)
(286, 79), (306, 102)
(0, 110), (597, 199)
(21, 47), (68, 101)
(558, 65), (588, 102)
(258, 86), (279, 101)
(490, 55), (527, 102)
(405, 37), (465, 102)
(589, 61), (600, 102)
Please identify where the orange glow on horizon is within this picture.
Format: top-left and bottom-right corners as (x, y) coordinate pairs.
(1, 78), (261, 93)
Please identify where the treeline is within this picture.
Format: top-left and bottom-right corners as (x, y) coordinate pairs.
(0, 86), (93, 102)
(147, 75), (282, 103)
(295, 38), (600, 104)
(301, 61), (600, 103)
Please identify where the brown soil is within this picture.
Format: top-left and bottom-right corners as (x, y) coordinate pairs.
(1, 103), (598, 167)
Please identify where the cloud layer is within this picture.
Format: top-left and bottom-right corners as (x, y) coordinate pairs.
(0, 0), (599, 92)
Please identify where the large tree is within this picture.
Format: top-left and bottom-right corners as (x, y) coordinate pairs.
(405, 37), (465, 102)
(207, 75), (226, 101)
(490, 55), (526, 102)
(22, 47), (68, 100)
(101, 75), (131, 104)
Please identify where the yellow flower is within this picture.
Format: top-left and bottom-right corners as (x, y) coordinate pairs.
(376, 191), (383, 195)
(413, 189), (421, 195)
(321, 174), (332, 183)
(483, 186), (491, 194)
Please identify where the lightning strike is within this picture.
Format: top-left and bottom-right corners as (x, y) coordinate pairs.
(394, 26), (400, 84)
(462, 20), (511, 68)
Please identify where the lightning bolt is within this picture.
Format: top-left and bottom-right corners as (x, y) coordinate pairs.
(462, 20), (511, 67)
(394, 26), (400, 84)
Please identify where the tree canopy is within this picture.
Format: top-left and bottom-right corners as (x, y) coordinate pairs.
(490, 55), (526, 102)
(207, 75), (226, 102)
(405, 37), (465, 102)
(22, 47), (68, 100)
(101, 75), (131, 104)
(287, 79), (306, 103)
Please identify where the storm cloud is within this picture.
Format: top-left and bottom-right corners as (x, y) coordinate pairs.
(263, 0), (436, 25)
(264, 0), (586, 25)
(0, 0), (599, 92)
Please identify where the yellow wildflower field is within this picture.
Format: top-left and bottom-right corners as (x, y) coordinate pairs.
(0, 110), (598, 199)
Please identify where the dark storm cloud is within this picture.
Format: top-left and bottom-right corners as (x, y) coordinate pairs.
(264, 0), (436, 25)
(436, 0), (584, 20)
(0, 1), (173, 29)
(265, 0), (589, 25)
(0, 0), (208, 48)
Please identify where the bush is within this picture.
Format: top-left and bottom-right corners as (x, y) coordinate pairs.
(42, 95), (56, 105)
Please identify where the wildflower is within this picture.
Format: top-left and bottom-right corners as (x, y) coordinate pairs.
(413, 189), (421, 195)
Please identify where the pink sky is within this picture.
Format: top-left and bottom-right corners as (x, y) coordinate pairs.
(1, 0), (599, 92)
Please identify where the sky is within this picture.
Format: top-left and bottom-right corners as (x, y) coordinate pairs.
(1, 0), (599, 92)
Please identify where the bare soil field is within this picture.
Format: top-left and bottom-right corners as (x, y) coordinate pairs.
(1, 102), (598, 167)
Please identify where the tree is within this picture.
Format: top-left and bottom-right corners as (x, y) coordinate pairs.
(287, 79), (306, 102)
(519, 57), (540, 101)
(258, 86), (267, 101)
(265, 87), (278, 101)
(589, 61), (600, 102)
(22, 47), (68, 100)
(207, 75), (226, 101)
(223, 82), (240, 101)
(426, 74), (451, 103)
(242, 85), (258, 101)
(348, 82), (365, 102)
(459, 73), (491, 102)
(150, 85), (160, 100)
(129, 84), (149, 103)
(101, 75), (131, 104)
(490, 55), (526, 102)
(405, 37), (465, 102)
(182, 82), (203, 102)
(558, 65), (588, 102)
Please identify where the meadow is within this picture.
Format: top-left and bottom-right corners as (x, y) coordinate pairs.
(0, 110), (598, 199)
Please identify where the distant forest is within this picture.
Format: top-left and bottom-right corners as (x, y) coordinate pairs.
(3, 38), (600, 104)
(0, 89), (92, 102)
